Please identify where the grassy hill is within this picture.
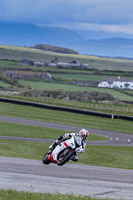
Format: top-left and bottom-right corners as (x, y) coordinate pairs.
(1, 45), (133, 71)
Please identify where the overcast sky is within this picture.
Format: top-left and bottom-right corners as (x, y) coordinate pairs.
(0, 0), (133, 36)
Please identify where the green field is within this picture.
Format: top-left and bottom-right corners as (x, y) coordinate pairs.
(0, 101), (133, 134)
(51, 73), (133, 81)
(19, 80), (133, 101)
(0, 80), (11, 87)
(0, 121), (107, 141)
(1, 44), (133, 71)
(0, 45), (133, 106)
(52, 73), (106, 81)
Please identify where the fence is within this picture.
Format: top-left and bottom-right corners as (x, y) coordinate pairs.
(0, 97), (133, 121)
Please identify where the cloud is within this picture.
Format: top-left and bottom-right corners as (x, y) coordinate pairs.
(0, 0), (133, 35)
(106, 24), (133, 35)
(43, 22), (133, 35)
(0, 0), (132, 23)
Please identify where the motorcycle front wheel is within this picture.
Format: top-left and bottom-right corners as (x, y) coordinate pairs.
(57, 149), (75, 166)
(42, 153), (51, 165)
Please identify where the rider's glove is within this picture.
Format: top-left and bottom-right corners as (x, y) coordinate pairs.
(65, 133), (71, 138)
(76, 147), (85, 153)
(76, 147), (81, 153)
(83, 142), (86, 148)
(81, 148), (85, 153)
(49, 144), (53, 149)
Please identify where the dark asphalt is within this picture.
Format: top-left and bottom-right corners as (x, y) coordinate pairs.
(1, 156), (133, 183)
(1, 156), (133, 199)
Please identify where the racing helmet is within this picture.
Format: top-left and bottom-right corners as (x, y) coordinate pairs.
(79, 129), (89, 141)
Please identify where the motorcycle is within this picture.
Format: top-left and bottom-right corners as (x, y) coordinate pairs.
(42, 136), (82, 166)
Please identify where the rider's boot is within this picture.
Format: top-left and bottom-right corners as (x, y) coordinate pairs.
(49, 141), (57, 151)
(49, 136), (64, 151)
(70, 154), (78, 162)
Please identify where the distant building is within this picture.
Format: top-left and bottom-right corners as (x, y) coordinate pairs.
(57, 59), (89, 69)
(69, 59), (81, 65)
(19, 59), (34, 66)
(34, 62), (45, 67)
(19, 58), (89, 69)
(98, 77), (133, 90)
(48, 63), (57, 67)
(5, 70), (52, 81)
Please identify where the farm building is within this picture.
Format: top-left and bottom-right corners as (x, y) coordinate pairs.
(19, 57), (88, 69)
(5, 70), (52, 81)
(98, 77), (133, 90)
(34, 62), (45, 67)
(19, 59), (34, 66)
(48, 63), (57, 67)
(56, 59), (89, 69)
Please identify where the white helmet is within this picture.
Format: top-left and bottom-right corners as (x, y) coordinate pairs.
(79, 129), (89, 141)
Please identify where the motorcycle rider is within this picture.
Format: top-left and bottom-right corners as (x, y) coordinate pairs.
(49, 129), (89, 162)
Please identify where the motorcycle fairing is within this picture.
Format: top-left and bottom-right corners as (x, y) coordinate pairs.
(48, 136), (76, 162)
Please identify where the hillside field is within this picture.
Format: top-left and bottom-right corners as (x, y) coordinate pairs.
(0, 44), (133, 116)
(1, 44), (133, 71)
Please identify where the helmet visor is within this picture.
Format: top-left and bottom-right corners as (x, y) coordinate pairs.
(82, 135), (87, 141)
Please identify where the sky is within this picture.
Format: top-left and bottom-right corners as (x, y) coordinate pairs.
(0, 0), (133, 39)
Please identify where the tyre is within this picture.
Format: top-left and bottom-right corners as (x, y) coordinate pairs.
(42, 153), (50, 165)
(57, 149), (75, 166)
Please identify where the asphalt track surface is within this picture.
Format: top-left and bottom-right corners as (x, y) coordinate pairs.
(1, 115), (133, 199)
(0, 116), (133, 146)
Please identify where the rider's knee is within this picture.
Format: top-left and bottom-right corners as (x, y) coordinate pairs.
(58, 136), (64, 140)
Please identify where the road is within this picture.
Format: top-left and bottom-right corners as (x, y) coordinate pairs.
(0, 116), (133, 146)
(1, 157), (133, 199)
(0, 116), (133, 199)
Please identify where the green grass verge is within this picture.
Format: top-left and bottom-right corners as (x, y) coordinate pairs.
(0, 121), (107, 141)
(1, 95), (133, 116)
(51, 73), (133, 82)
(1, 139), (133, 170)
(51, 73), (105, 81)
(0, 189), (111, 200)
(0, 102), (133, 134)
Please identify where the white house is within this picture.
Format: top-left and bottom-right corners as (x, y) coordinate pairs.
(98, 77), (133, 90)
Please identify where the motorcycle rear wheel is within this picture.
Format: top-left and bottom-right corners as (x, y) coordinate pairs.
(57, 149), (75, 166)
